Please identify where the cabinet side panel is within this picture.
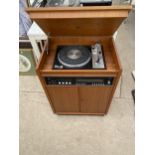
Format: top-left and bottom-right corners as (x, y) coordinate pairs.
(105, 39), (122, 114)
(36, 71), (56, 113)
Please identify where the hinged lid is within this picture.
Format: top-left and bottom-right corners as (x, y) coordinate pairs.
(26, 5), (132, 36)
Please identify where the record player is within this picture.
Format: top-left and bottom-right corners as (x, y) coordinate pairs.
(27, 6), (132, 115)
(53, 43), (105, 69)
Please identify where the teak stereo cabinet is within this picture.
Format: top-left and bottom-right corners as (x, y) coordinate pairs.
(27, 5), (132, 115)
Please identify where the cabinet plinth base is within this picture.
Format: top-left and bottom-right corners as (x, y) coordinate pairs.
(56, 112), (105, 115)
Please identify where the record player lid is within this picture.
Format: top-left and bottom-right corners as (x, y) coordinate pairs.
(26, 5), (132, 36)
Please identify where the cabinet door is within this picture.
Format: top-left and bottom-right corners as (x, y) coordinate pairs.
(79, 86), (112, 113)
(47, 86), (79, 113)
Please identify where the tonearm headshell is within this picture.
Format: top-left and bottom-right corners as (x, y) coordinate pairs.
(91, 43), (105, 69)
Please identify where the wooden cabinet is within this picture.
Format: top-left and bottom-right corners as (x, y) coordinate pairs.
(26, 6), (132, 115)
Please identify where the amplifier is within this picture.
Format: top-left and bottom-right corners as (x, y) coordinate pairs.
(45, 77), (114, 86)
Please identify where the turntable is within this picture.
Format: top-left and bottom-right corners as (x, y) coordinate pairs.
(54, 43), (105, 69)
(27, 6), (132, 115)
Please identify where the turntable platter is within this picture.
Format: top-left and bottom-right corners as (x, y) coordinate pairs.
(58, 46), (91, 68)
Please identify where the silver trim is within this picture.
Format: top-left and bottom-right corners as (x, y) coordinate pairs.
(91, 43), (105, 69)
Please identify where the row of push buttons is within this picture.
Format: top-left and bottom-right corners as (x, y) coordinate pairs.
(92, 80), (111, 86)
(58, 81), (72, 85)
(92, 83), (104, 86)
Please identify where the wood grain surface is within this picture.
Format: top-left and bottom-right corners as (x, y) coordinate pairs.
(26, 6), (132, 36)
(26, 6), (132, 115)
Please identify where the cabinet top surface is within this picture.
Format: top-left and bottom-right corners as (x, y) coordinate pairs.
(26, 5), (132, 36)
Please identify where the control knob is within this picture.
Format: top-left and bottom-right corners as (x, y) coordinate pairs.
(107, 80), (111, 85)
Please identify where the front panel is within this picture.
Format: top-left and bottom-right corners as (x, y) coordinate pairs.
(47, 86), (79, 112)
(79, 86), (112, 113)
(44, 76), (114, 86)
(44, 76), (114, 114)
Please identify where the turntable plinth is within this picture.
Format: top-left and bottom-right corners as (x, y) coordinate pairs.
(27, 6), (132, 115)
